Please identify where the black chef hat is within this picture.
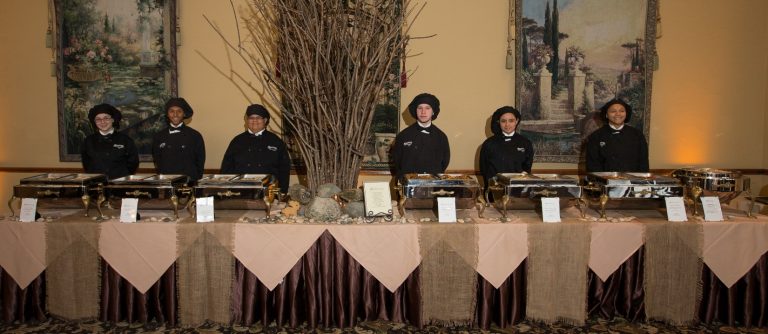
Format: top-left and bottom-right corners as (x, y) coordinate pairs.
(599, 98), (633, 123)
(407, 93), (440, 120)
(164, 97), (193, 119)
(245, 104), (270, 125)
(88, 103), (122, 130)
(490, 106), (522, 136)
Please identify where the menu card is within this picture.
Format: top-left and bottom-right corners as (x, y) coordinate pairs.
(19, 198), (38, 222)
(196, 197), (215, 223)
(664, 197), (688, 222)
(701, 196), (724, 221)
(541, 197), (561, 223)
(120, 198), (139, 223)
(437, 197), (457, 223)
(363, 182), (393, 217)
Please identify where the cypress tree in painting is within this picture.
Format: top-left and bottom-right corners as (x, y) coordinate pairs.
(551, 0), (560, 86)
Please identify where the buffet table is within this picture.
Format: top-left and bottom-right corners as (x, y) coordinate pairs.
(1, 204), (767, 329)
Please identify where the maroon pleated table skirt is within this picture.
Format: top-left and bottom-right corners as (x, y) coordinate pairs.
(3, 247), (768, 329)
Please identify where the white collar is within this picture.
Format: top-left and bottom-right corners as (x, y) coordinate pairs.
(417, 121), (432, 128)
(503, 131), (515, 137)
(99, 129), (114, 136)
(248, 129), (266, 136)
(170, 123), (184, 129)
(609, 123), (625, 131)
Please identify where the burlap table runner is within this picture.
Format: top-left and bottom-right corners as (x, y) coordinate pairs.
(526, 223), (590, 325)
(644, 223), (702, 325)
(45, 220), (101, 320)
(176, 222), (235, 326)
(418, 224), (478, 326)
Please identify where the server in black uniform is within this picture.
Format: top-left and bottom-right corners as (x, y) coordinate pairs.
(221, 104), (291, 194)
(152, 97), (206, 182)
(479, 106), (534, 189)
(585, 98), (649, 172)
(391, 93), (450, 179)
(81, 103), (139, 179)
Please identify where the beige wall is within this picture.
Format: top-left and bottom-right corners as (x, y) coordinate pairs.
(1, 0), (768, 214)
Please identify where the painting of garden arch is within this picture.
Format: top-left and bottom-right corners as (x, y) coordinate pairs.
(516, 0), (656, 163)
(56, 0), (177, 161)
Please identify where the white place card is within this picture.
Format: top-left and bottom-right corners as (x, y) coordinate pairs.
(664, 197), (688, 222)
(701, 196), (724, 221)
(120, 198), (139, 223)
(437, 197), (457, 223)
(541, 197), (561, 223)
(363, 182), (393, 217)
(19, 198), (38, 222)
(196, 197), (215, 223)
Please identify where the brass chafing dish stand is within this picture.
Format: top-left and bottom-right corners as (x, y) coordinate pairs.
(191, 174), (279, 217)
(671, 167), (755, 217)
(583, 172), (684, 218)
(105, 174), (192, 219)
(487, 173), (583, 218)
(395, 173), (486, 217)
(9, 173), (108, 217)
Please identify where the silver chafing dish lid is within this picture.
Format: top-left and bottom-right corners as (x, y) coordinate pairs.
(198, 174), (240, 184)
(672, 167), (740, 178)
(110, 174), (187, 185)
(403, 173), (478, 186)
(587, 172), (680, 185)
(21, 173), (107, 184)
(496, 173), (578, 184)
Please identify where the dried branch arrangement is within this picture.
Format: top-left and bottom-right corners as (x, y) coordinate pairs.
(205, 0), (422, 192)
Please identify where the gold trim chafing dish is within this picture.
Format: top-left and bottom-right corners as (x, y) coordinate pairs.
(191, 174), (279, 216)
(395, 173), (485, 217)
(9, 173), (108, 217)
(487, 173), (583, 218)
(671, 167), (754, 217)
(583, 172), (684, 218)
(105, 174), (192, 219)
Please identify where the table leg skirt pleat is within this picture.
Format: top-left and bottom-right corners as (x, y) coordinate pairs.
(232, 231), (421, 329)
(0, 268), (46, 323)
(99, 259), (177, 326)
(699, 251), (768, 328)
(475, 259), (527, 330)
(587, 247), (646, 322)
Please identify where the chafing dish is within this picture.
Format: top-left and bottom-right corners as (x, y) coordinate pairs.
(105, 174), (192, 218)
(487, 173), (582, 218)
(192, 174), (279, 216)
(9, 173), (108, 217)
(395, 173), (485, 217)
(671, 167), (754, 217)
(583, 172), (684, 218)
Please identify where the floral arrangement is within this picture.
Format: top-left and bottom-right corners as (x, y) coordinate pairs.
(63, 37), (113, 68)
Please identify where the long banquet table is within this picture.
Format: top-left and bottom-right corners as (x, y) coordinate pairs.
(1, 203), (767, 329)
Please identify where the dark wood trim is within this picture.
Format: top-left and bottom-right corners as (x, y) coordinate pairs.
(2, 167), (767, 176)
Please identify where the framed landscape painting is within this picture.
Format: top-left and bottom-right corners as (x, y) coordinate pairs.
(515, 0), (657, 163)
(56, 0), (177, 161)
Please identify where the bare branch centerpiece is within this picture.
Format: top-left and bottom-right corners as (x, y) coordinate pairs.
(205, 0), (420, 193)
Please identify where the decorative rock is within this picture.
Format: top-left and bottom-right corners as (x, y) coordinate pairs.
(305, 197), (342, 221)
(343, 201), (366, 218)
(288, 184), (313, 205)
(419, 218), (431, 222)
(339, 188), (364, 202)
(458, 219), (465, 223)
(295, 217), (305, 224)
(316, 183), (342, 198)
